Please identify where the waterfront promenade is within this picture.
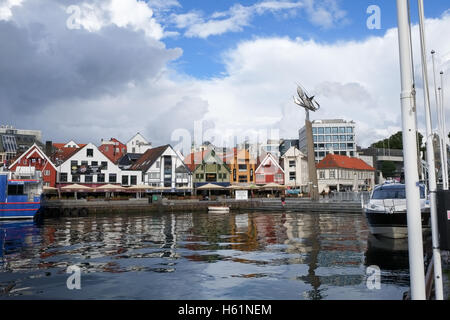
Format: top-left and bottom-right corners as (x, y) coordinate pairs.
(41, 196), (366, 217)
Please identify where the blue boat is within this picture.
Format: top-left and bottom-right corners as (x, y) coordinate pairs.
(0, 171), (43, 220)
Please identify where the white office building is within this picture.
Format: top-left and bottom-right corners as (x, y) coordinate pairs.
(299, 119), (356, 163)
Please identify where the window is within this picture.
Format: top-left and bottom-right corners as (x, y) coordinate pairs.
(156, 161), (160, 169)
(319, 171), (325, 179)
(340, 135), (346, 141)
(340, 144), (346, 150)
(97, 174), (105, 183)
(347, 135), (354, 141)
(238, 164), (247, 171)
(332, 127), (339, 134)
(339, 127), (346, 133)
(289, 172), (296, 181)
(81, 161), (88, 166)
(239, 175), (248, 183)
(122, 175), (129, 185)
(72, 175), (80, 183)
(130, 176), (137, 185)
(91, 161), (98, 166)
(101, 161), (108, 170)
(149, 172), (160, 179)
(289, 160), (296, 168)
(218, 173), (222, 179)
(325, 127), (331, 134)
(333, 135), (339, 141)
(85, 175), (93, 183)
(329, 170), (335, 179)
(109, 174), (117, 183)
(60, 173), (68, 182)
(7, 185), (24, 195)
(318, 127), (324, 134)
(346, 127), (354, 133)
(71, 160), (78, 167)
(222, 173), (227, 180)
(44, 170), (50, 176)
(105, 146), (109, 152)
(86, 149), (94, 157)
(312, 128), (317, 134)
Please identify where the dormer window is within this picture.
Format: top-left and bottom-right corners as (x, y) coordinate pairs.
(87, 149), (94, 157)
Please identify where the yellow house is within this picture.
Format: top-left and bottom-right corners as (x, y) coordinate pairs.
(221, 148), (257, 185)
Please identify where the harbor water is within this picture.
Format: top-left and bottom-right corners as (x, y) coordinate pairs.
(0, 211), (425, 299)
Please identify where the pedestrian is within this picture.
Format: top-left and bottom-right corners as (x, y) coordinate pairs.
(281, 193), (286, 208)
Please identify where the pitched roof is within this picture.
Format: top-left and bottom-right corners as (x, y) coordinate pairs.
(130, 145), (169, 172)
(317, 154), (375, 171)
(50, 147), (81, 164)
(8, 143), (57, 170)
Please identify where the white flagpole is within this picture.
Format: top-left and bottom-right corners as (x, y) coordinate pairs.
(417, 0), (444, 300)
(396, 0), (426, 300)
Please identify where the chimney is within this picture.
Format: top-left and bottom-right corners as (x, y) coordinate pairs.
(45, 141), (53, 157)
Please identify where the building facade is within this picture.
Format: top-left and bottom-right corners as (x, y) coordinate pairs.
(126, 133), (152, 154)
(56, 143), (141, 187)
(130, 145), (192, 189)
(185, 149), (231, 188)
(280, 146), (308, 189)
(255, 153), (285, 185)
(221, 148), (256, 185)
(316, 154), (375, 193)
(299, 119), (356, 163)
(0, 126), (43, 166)
(98, 138), (127, 164)
(8, 144), (57, 187)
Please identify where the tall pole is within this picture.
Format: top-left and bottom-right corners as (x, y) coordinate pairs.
(396, 0), (426, 300)
(431, 51), (447, 189)
(305, 112), (319, 201)
(440, 71), (449, 189)
(417, 0), (444, 300)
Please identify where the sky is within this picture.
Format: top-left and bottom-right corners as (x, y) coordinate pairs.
(1, 0), (449, 154)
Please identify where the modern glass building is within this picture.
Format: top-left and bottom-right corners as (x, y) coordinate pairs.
(299, 119), (357, 163)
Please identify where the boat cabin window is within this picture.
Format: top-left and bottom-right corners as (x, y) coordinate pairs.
(8, 184), (24, 196)
(372, 186), (426, 199)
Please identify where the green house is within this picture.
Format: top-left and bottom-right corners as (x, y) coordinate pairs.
(185, 149), (231, 187)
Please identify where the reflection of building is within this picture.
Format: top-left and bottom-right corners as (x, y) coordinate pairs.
(280, 146), (308, 189)
(184, 149), (231, 188)
(8, 144), (57, 187)
(316, 154), (375, 192)
(255, 153), (284, 185)
(299, 119), (356, 163)
(56, 143), (142, 186)
(279, 139), (299, 157)
(130, 145), (192, 188)
(220, 149), (256, 185)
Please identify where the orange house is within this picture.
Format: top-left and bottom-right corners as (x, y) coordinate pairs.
(222, 148), (257, 185)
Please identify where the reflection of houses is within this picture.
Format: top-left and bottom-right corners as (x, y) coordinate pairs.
(316, 154), (375, 192)
(8, 144), (57, 187)
(280, 146), (308, 189)
(255, 153), (284, 185)
(221, 148), (256, 185)
(130, 145), (192, 188)
(126, 133), (152, 154)
(56, 143), (142, 186)
(185, 149), (231, 188)
(98, 138), (126, 164)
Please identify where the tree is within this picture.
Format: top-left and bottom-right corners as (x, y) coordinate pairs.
(371, 131), (425, 155)
(381, 161), (397, 178)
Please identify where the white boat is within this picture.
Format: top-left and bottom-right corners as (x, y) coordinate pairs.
(208, 206), (230, 213)
(363, 183), (430, 239)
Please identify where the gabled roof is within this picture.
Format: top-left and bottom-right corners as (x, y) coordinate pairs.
(126, 132), (150, 145)
(317, 154), (375, 171)
(130, 145), (170, 172)
(8, 143), (57, 170)
(255, 153), (284, 174)
(184, 149), (230, 172)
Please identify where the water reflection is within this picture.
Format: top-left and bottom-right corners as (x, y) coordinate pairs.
(0, 212), (412, 299)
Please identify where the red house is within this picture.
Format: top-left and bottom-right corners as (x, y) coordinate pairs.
(98, 138), (127, 164)
(8, 143), (58, 187)
(255, 153), (285, 185)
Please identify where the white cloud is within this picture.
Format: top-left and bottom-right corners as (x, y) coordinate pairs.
(0, 0), (22, 20)
(170, 0), (323, 39)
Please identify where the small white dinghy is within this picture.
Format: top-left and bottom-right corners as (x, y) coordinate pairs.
(208, 206), (230, 213)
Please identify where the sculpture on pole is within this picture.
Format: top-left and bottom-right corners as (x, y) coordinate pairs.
(294, 85), (320, 201)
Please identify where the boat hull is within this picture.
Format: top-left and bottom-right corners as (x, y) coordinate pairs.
(364, 209), (430, 239)
(208, 207), (230, 213)
(0, 202), (41, 220)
